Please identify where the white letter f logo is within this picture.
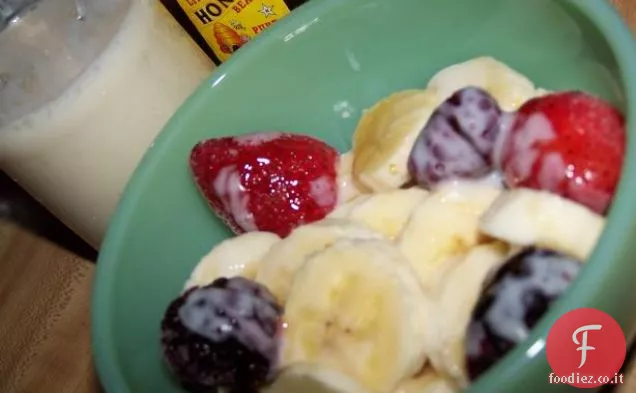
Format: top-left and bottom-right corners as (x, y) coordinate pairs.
(572, 324), (602, 368)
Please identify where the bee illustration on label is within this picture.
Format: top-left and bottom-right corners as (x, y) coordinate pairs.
(213, 22), (250, 54)
(229, 19), (246, 31)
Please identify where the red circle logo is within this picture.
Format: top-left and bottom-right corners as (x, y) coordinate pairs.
(546, 308), (626, 388)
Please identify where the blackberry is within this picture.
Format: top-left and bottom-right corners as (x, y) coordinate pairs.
(161, 277), (283, 392)
(465, 247), (581, 381)
(408, 87), (503, 188)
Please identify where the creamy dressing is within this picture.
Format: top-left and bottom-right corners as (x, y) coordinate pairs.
(484, 251), (579, 343)
(212, 165), (257, 232)
(505, 113), (556, 183)
(432, 172), (505, 193)
(309, 175), (337, 208)
(234, 132), (283, 146)
(179, 280), (280, 363)
(335, 151), (364, 204)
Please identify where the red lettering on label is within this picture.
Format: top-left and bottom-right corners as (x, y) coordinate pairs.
(233, 0), (254, 13)
(251, 19), (277, 34)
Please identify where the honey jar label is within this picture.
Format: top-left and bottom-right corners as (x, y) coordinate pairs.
(175, 0), (291, 62)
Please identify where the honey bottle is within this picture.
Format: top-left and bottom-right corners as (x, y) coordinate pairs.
(160, 0), (309, 65)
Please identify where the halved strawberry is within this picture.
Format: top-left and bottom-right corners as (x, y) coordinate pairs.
(190, 132), (339, 237)
(500, 91), (625, 214)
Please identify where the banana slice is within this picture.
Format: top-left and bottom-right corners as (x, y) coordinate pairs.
(427, 56), (541, 111)
(478, 188), (605, 261)
(423, 243), (507, 386)
(184, 231), (280, 290)
(331, 188), (429, 240)
(352, 89), (441, 192)
(264, 363), (371, 393)
(281, 238), (430, 393)
(329, 194), (373, 219)
(393, 370), (459, 393)
(398, 181), (502, 291)
(337, 151), (369, 203)
(255, 218), (384, 303)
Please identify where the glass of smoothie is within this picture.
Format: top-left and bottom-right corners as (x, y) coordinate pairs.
(0, 0), (214, 249)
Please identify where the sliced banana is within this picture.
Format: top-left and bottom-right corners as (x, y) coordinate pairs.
(329, 194), (373, 219)
(423, 243), (508, 387)
(393, 369), (459, 393)
(426, 56), (541, 111)
(398, 181), (502, 291)
(337, 151), (369, 203)
(264, 363), (371, 393)
(184, 231), (280, 290)
(281, 238), (430, 393)
(352, 89), (441, 192)
(330, 188), (429, 240)
(478, 188), (605, 261)
(255, 218), (384, 303)
(345, 188), (429, 240)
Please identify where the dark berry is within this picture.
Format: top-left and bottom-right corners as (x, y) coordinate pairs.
(465, 247), (581, 381)
(161, 277), (283, 392)
(408, 87), (503, 188)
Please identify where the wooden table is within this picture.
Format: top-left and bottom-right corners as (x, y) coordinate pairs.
(0, 1), (635, 391)
(0, 170), (100, 393)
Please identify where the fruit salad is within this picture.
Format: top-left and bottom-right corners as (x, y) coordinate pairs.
(159, 57), (625, 393)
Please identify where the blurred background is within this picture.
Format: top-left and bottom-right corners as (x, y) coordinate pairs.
(0, 170), (97, 261)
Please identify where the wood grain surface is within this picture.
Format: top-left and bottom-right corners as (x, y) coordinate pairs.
(0, 1), (634, 392)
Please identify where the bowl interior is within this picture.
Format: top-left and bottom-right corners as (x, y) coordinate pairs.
(93, 0), (636, 392)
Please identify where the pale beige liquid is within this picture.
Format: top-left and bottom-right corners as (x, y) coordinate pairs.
(0, 0), (213, 248)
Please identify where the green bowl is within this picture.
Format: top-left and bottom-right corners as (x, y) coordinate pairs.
(92, 0), (636, 392)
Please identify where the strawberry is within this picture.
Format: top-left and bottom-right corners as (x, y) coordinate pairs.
(190, 132), (339, 237)
(500, 91), (625, 214)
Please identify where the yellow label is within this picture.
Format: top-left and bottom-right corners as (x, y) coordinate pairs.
(176, 0), (291, 62)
